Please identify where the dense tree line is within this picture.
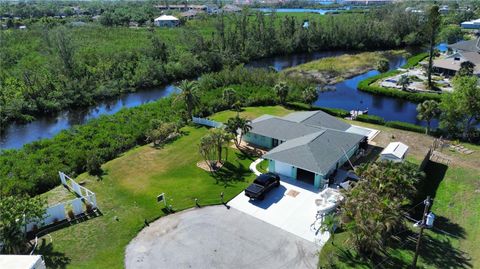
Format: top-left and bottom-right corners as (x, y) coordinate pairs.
(1, 7), (428, 127)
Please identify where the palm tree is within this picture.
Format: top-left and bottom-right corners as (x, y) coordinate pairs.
(175, 80), (200, 121)
(273, 81), (289, 105)
(457, 61), (475, 77)
(319, 213), (338, 245)
(301, 86), (318, 108)
(222, 88), (237, 109)
(224, 116), (252, 149)
(417, 100), (440, 135)
(426, 5), (441, 89)
(397, 75), (411, 91)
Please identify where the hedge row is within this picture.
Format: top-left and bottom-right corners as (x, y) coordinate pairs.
(357, 52), (443, 103)
(355, 115), (427, 134)
(385, 121), (426, 134)
(356, 114), (386, 125)
(286, 102), (350, 118)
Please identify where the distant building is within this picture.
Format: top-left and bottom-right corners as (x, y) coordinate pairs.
(221, 4), (242, 13)
(433, 38), (480, 77)
(439, 5), (450, 14)
(154, 15), (180, 27)
(180, 9), (204, 19)
(461, 19), (480, 30)
(19, 25), (26, 30)
(0, 255), (46, 269)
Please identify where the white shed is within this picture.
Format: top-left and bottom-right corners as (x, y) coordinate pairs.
(154, 15), (180, 27)
(380, 142), (409, 162)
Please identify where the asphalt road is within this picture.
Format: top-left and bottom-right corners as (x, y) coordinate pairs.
(125, 205), (318, 269)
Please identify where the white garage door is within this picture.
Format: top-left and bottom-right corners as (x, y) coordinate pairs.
(275, 161), (292, 177)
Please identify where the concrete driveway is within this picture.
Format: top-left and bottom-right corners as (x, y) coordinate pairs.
(125, 206), (318, 269)
(228, 176), (329, 245)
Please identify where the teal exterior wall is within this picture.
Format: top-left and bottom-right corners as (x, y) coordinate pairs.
(243, 133), (273, 149)
(268, 159), (275, 172)
(291, 166), (297, 179)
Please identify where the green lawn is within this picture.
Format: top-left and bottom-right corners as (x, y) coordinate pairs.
(37, 125), (256, 268)
(209, 106), (293, 123)
(257, 159), (269, 174)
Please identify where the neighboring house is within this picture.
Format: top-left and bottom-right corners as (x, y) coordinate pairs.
(180, 9), (204, 19)
(461, 18), (480, 30)
(379, 142), (409, 162)
(244, 111), (369, 189)
(154, 15), (180, 27)
(0, 255), (46, 269)
(439, 5), (449, 14)
(221, 4), (242, 13)
(447, 37), (480, 53)
(432, 51), (480, 77)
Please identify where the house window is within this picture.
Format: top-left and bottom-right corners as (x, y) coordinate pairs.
(454, 57), (460, 61)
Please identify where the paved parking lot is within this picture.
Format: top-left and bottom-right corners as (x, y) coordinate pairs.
(228, 177), (329, 245)
(125, 206), (318, 269)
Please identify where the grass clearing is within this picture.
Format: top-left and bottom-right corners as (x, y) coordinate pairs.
(209, 106), (293, 123)
(36, 125), (256, 268)
(283, 51), (395, 84)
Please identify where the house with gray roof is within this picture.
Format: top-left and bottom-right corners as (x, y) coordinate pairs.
(243, 110), (368, 189)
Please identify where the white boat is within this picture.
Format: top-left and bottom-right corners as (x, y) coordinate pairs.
(315, 188), (343, 214)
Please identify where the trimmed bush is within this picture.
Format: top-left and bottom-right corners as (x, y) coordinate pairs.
(356, 114), (386, 125)
(385, 121), (426, 134)
(357, 52), (443, 103)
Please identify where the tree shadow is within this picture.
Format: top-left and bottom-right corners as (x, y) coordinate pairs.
(390, 232), (472, 269)
(36, 238), (71, 269)
(431, 215), (466, 240)
(413, 160), (448, 218)
(212, 161), (250, 187)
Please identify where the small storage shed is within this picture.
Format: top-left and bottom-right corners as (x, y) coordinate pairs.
(380, 142), (409, 162)
(154, 15), (180, 27)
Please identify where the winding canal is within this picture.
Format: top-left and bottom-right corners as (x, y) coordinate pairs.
(1, 51), (428, 150)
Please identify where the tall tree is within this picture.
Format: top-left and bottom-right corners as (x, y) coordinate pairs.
(273, 81), (289, 105)
(440, 76), (480, 140)
(52, 27), (76, 78)
(175, 80), (200, 121)
(222, 88), (237, 109)
(457, 61), (475, 77)
(224, 116), (252, 149)
(397, 74), (411, 91)
(0, 196), (46, 254)
(417, 100), (440, 134)
(425, 5), (441, 89)
(302, 86), (318, 108)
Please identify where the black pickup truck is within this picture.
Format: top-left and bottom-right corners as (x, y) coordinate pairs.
(244, 173), (280, 200)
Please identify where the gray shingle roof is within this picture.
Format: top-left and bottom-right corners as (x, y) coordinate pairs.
(448, 39), (480, 53)
(249, 117), (322, 141)
(293, 110), (351, 131)
(263, 129), (365, 175)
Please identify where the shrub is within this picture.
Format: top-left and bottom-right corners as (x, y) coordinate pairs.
(67, 209), (75, 220)
(385, 121), (426, 134)
(356, 114), (386, 125)
(85, 203), (94, 214)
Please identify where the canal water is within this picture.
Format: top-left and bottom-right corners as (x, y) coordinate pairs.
(1, 51), (428, 150)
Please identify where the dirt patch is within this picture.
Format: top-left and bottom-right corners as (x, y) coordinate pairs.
(196, 161), (224, 172)
(284, 66), (372, 85)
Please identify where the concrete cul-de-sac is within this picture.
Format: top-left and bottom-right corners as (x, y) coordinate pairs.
(125, 206), (318, 269)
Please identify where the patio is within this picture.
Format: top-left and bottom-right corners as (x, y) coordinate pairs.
(228, 175), (333, 246)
